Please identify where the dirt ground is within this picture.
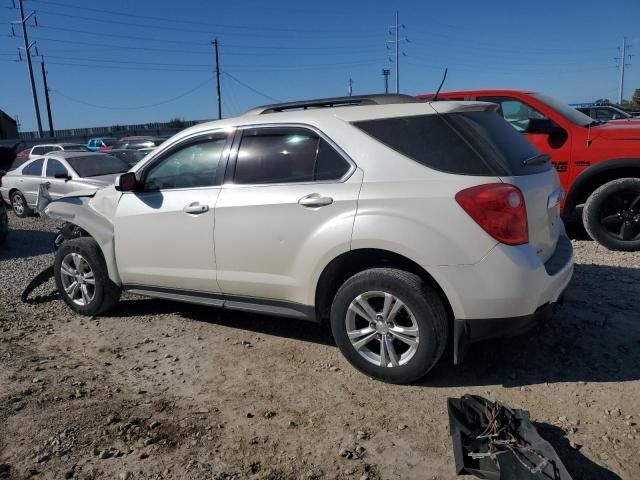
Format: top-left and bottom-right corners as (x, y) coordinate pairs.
(0, 214), (639, 480)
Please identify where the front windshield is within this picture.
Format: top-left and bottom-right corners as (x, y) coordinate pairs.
(531, 93), (594, 127)
(66, 154), (130, 177)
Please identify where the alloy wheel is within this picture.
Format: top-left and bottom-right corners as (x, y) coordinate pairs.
(59, 252), (96, 306)
(600, 190), (640, 242)
(345, 291), (419, 368)
(12, 195), (24, 216)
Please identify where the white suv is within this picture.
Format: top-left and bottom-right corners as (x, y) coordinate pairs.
(44, 95), (574, 383)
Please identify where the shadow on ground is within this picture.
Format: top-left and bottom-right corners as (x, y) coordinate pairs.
(534, 423), (623, 480)
(0, 228), (54, 261)
(90, 262), (640, 388)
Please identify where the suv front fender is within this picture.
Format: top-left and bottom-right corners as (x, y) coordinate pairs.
(44, 195), (121, 285)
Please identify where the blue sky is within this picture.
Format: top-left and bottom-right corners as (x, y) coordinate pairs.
(1, 0), (639, 132)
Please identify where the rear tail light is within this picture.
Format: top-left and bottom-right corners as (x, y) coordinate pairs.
(455, 183), (528, 245)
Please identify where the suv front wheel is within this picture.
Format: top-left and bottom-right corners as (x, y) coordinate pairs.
(54, 237), (121, 316)
(330, 268), (448, 384)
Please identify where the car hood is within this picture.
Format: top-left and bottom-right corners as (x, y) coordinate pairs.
(594, 123), (640, 140)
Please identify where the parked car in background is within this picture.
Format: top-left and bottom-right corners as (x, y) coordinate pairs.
(86, 137), (117, 152)
(0, 151), (130, 217)
(576, 105), (640, 122)
(29, 143), (87, 159)
(418, 89), (640, 251)
(112, 137), (163, 150)
(44, 94), (573, 383)
(109, 148), (153, 167)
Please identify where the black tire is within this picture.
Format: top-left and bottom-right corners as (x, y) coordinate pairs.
(54, 237), (121, 316)
(330, 268), (448, 384)
(583, 178), (640, 251)
(0, 202), (7, 245)
(10, 191), (32, 218)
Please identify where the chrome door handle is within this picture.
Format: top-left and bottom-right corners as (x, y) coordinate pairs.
(298, 194), (333, 208)
(183, 203), (209, 214)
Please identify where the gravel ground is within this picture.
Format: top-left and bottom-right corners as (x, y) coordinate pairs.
(0, 213), (639, 480)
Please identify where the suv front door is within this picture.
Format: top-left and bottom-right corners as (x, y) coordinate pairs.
(214, 126), (362, 309)
(114, 132), (231, 294)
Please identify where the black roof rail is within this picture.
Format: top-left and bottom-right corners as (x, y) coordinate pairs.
(245, 94), (424, 115)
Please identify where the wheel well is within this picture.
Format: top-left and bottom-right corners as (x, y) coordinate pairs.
(566, 166), (640, 212)
(315, 248), (454, 325)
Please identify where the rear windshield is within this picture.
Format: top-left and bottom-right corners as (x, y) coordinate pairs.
(66, 154), (130, 177)
(9, 157), (29, 171)
(353, 111), (551, 176)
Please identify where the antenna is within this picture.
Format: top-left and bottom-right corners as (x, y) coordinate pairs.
(432, 68), (448, 101)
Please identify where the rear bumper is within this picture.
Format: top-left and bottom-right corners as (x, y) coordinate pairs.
(428, 233), (574, 364)
(453, 300), (561, 364)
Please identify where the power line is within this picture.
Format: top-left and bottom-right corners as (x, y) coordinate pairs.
(222, 72), (280, 103)
(31, 6), (381, 36)
(51, 76), (214, 110)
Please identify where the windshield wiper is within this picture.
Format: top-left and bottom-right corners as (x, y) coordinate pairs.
(522, 153), (551, 166)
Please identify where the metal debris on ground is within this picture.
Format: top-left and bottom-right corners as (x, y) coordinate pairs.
(447, 394), (573, 480)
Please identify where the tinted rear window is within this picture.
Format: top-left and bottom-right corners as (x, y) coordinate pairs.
(66, 154), (129, 177)
(353, 112), (550, 176)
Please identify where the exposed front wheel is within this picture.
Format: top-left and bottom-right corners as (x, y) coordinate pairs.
(583, 178), (640, 251)
(54, 237), (121, 316)
(330, 268), (448, 384)
(10, 191), (31, 218)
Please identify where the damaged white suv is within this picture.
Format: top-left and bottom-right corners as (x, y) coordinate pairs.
(45, 95), (573, 383)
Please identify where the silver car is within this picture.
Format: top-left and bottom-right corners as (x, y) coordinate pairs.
(0, 151), (130, 217)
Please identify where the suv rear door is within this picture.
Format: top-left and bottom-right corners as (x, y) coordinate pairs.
(114, 132), (231, 294)
(214, 125), (361, 308)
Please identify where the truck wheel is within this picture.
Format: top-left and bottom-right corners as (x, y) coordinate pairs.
(330, 268), (448, 384)
(0, 202), (7, 245)
(54, 237), (121, 316)
(583, 178), (640, 251)
(11, 191), (32, 218)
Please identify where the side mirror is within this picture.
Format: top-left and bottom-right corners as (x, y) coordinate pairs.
(115, 172), (138, 192)
(54, 173), (71, 181)
(526, 118), (562, 135)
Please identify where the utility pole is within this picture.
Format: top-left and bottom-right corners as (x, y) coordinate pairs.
(12, 0), (43, 137)
(386, 10), (407, 94)
(616, 37), (633, 104)
(382, 69), (390, 94)
(41, 57), (54, 137)
(348, 78), (353, 96)
(212, 39), (222, 119)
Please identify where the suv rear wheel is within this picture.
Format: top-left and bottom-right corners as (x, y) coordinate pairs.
(54, 237), (121, 315)
(330, 268), (448, 384)
(583, 178), (640, 251)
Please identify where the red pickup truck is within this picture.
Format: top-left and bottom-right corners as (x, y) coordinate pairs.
(418, 90), (640, 251)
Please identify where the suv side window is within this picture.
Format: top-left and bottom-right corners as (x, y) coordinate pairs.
(143, 134), (228, 191)
(32, 146), (46, 156)
(46, 159), (69, 178)
(23, 158), (44, 176)
(477, 97), (547, 132)
(234, 127), (350, 184)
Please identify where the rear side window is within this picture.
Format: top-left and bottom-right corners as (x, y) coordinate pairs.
(353, 112), (549, 176)
(46, 159), (69, 178)
(23, 158), (44, 176)
(234, 128), (350, 184)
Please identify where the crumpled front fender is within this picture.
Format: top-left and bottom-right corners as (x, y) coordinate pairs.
(45, 195), (121, 285)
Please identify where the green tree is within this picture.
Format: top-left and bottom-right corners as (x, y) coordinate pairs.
(632, 88), (640, 109)
(167, 117), (186, 129)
